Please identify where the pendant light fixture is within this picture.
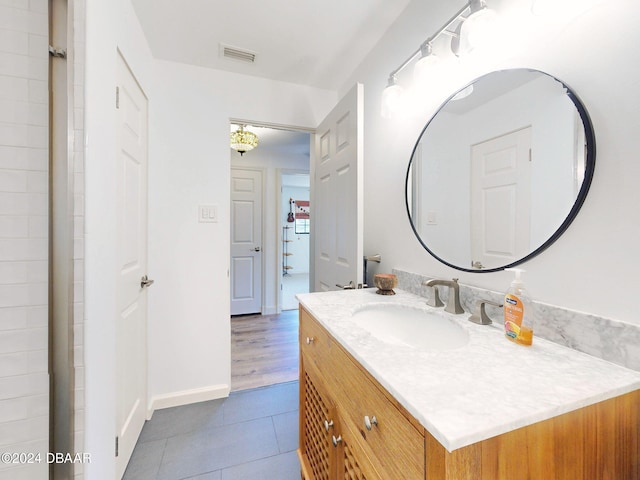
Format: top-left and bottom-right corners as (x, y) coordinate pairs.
(230, 125), (258, 156)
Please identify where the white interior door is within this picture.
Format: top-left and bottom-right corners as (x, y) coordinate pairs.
(313, 84), (363, 291)
(230, 169), (263, 314)
(470, 127), (531, 269)
(116, 54), (149, 478)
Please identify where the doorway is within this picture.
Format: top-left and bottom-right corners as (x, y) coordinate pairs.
(229, 122), (310, 391)
(281, 173), (310, 310)
(228, 122), (311, 315)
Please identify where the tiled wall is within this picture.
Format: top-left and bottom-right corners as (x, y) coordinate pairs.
(72, 0), (86, 478)
(0, 0), (50, 478)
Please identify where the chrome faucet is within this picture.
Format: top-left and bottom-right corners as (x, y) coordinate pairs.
(422, 278), (465, 314)
(468, 299), (503, 325)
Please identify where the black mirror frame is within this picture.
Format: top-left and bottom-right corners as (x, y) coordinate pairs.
(404, 68), (596, 273)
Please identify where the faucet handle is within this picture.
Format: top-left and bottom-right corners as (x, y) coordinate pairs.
(336, 281), (355, 290)
(422, 283), (444, 308)
(468, 299), (503, 325)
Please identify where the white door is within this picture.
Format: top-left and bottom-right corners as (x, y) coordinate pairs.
(115, 54), (149, 478)
(470, 127), (531, 269)
(313, 84), (364, 291)
(230, 169), (263, 314)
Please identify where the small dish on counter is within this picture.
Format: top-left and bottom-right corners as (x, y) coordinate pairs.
(373, 273), (398, 295)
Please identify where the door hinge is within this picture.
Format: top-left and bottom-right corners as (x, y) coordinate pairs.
(48, 45), (67, 58)
(116, 86), (120, 109)
(115, 436), (119, 457)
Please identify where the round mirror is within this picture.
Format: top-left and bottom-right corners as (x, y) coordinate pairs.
(406, 68), (595, 272)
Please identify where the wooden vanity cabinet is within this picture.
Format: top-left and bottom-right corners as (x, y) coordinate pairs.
(298, 305), (640, 480)
(298, 306), (424, 480)
(424, 390), (640, 480)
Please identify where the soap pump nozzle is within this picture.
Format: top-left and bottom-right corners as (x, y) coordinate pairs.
(505, 267), (525, 286)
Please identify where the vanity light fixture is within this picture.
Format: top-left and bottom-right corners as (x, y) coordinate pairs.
(230, 124), (258, 156)
(381, 0), (497, 116)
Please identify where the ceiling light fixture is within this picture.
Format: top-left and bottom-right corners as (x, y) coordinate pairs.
(230, 125), (258, 156)
(381, 0), (497, 116)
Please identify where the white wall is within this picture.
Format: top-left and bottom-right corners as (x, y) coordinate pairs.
(342, 0), (640, 325)
(146, 61), (331, 404)
(84, 0), (335, 475)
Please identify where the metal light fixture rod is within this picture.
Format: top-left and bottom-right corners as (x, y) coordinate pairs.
(388, 0), (474, 80)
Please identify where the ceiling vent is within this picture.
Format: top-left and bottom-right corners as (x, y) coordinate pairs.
(220, 44), (257, 64)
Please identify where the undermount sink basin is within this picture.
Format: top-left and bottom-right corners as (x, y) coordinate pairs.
(351, 304), (469, 351)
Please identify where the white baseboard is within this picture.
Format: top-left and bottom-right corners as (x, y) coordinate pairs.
(147, 384), (230, 419)
(262, 305), (277, 315)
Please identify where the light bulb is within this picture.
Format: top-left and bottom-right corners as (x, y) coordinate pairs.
(458, 7), (499, 55)
(381, 79), (404, 118)
(414, 51), (440, 86)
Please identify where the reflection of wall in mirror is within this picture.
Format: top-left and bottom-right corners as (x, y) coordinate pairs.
(414, 74), (579, 268)
(416, 111), (469, 267)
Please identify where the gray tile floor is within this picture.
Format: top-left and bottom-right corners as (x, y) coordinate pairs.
(123, 381), (300, 480)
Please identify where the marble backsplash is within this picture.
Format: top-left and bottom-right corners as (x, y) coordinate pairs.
(393, 269), (640, 373)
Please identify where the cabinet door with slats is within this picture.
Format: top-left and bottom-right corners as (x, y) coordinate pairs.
(338, 421), (383, 480)
(299, 360), (337, 480)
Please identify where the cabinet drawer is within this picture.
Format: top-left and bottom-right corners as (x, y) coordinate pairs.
(334, 351), (425, 479)
(300, 307), (336, 375)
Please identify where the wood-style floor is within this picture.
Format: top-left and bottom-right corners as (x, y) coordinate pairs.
(231, 309), (299, 391)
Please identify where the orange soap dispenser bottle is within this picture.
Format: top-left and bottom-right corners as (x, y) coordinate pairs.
(503, 268), (534, 346)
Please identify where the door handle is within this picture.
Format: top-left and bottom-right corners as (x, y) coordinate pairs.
(252, 247), (261, 252)
(141, 275), (155, 288)
(336, 281), (355, 290)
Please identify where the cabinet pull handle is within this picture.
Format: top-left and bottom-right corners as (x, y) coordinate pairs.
(324, 419), (334, 431)
(306, 337), (315, 344)
(332, 435), (342, 447)
(364, 415), (378, 431)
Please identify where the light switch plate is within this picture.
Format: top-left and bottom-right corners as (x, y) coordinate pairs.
(198, 205), (218, 223)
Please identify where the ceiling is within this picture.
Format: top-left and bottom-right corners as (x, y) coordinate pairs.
(130, 0), (412, 91)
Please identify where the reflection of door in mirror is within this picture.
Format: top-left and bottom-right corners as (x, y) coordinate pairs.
(470, 127), (531, 270)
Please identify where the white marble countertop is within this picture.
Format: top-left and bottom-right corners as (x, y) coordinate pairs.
(297, 288), (640, 452)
